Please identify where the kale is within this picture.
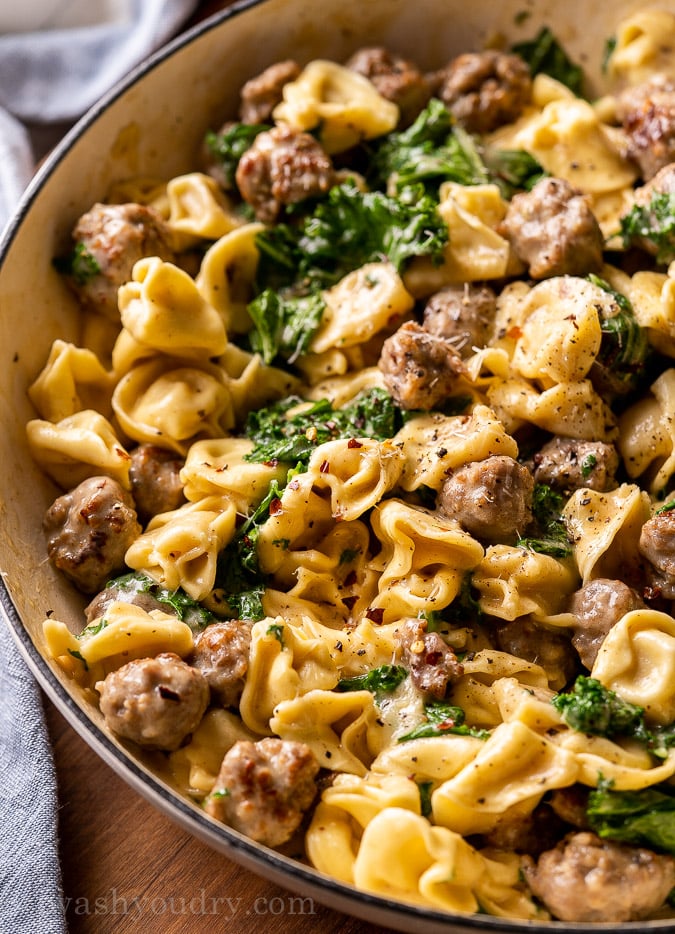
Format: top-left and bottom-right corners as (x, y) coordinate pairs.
(620, 191), (675, 265)
(244, 387), (401, 465)
(247, 288), (325, 364)
(417, 780), (434, 818)
(511, 26), (584, 96)
(602, 36), (618, 75)
(53, 241), (101, 285)
(369, 99), (488, 193)
(587, 273), (651, 396)
(102, 571), (214, 632)
(553, 675), (653, 741)
(516, 483), (572, 558)
(398, 700), (490, 742)
(368, 97), (546, 199)
(254, 179), (448, 292)
(214, 478), (288, 620)
(587, 779), (675, 854)
(266, 622), (286, 647)
(203, 123), (270, 189)
(478, 145), (548, 199)
(336, 664), (408, 696)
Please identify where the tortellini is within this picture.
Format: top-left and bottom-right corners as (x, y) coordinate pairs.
(273, 59), (399, 153)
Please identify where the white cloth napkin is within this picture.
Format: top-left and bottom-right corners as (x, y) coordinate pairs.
(0, 2), (200, 930)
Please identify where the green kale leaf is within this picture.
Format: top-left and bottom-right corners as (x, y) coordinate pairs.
(398, 700), (490, 742)
(587, 780), (675, 854)
(53, 241), (101, 286)
(512, 26), (584, 96)
(254, 179), (448, 292)
(214, 478), (289, 620)
(102, 571), (214, 632)
(620, 191), (675, 264)
(553, 675), (652, 742)
(336, 664), (408, 696)
(517, 483), (572, 558)
(204, 123), (270, 189)
(244, 387), (401, 465)
(247, 288), (325, 364)
(587, 273), (651, 397)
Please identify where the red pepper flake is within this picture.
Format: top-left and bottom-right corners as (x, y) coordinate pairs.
(347, 438), (363, 449)
(264, 458), (279, 467)
(319, 460), (330, 473)
(341, 595), (358, 610)
(438, 718), (456, 731)
(343, 569), (357, 587)
(269, 497), (282, 515)
(365, 607), (384, 624)
(507, 325), (522, 339)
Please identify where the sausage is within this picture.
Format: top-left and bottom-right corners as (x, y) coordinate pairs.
(492, 615), (578, 690)
(43, 476), (142, 594)
(96, 653), (210, 751)
(567, 578), (645, 669)
(434, 50), (531, 134)
(617, 75), (675, 181)
(396, 617), (464, 699)
(523, 831), (675, 922)
(69, 203), (176, 320)
(204, 737), (319, 847)
(189, 620), (252, 707)
(235, 125), (335, 223)
(499, 176), (604, 279)
(128, 443), (186, 525)
(239, 60), (301, 125)
(421, 283), (496, 358)
(378, 320), (466, 410)
(344, 46), (431, 127)
(639, 508), (675, 599)
(530, 437), (619, 493)
(437, 454), (534, 544)
(483, 801), (569, 856)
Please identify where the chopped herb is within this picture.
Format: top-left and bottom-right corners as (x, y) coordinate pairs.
(587, 273), (651, 397)
(512, 27), (584, 96)
(204, 123), (270, 189)
(102, 572), (215, 632)
(656, 500), (675, 515)
(337, 664), (408, 696)
(581, 453), (598, 479)
(77, 619), (108, 639)
(266, 622), (285, 647)
(247, 289), (325, 365)
(620, 191), (675, 264)
(215, 477), (290, 620)
(398, 700), (490, 741)
(53, 242), (101, 286)
(209, 787), (231, 799)
(339, 547), (362, 565)
(68, 648), (88, 671)
(517, 483), (572, 558)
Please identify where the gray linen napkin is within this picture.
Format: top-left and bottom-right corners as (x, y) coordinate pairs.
(0, 2), (200, 930)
